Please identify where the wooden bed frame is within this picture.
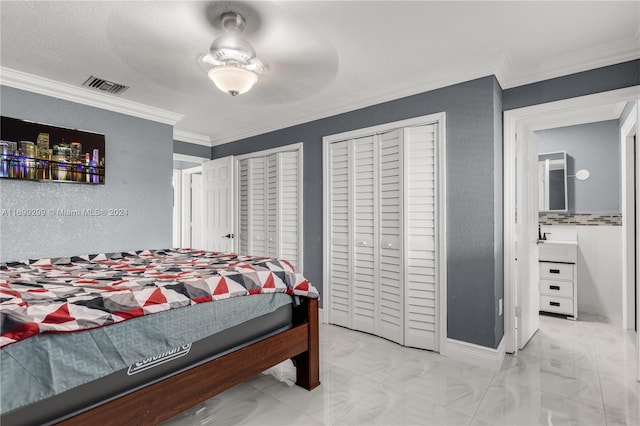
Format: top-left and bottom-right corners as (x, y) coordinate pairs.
(56, 297), (320, 426)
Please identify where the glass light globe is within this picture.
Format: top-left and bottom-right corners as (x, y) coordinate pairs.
(208, 66), (258, 96)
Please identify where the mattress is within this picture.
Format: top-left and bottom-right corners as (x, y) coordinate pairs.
(1, 249), (317, 348)
(0, 292), (295, 425)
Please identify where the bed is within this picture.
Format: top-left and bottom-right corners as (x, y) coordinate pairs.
(0, 248), (320, 425)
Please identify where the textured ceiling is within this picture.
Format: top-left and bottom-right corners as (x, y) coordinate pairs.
(1, 1), (638, 145)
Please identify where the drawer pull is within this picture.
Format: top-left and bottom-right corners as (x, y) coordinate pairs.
(550, 301), (560, 307)
(549, 269), (560, 274)
(549, 285), (560, 290)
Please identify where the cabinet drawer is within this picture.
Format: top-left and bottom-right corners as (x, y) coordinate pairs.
(539, 279), (573, 298)
(540, 295), (574, 316)
(539, 262), (573, 280)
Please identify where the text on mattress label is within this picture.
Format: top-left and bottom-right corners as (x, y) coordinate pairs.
(127, 344), (192, 375)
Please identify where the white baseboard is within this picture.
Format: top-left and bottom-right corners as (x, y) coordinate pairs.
(444, 337), (506, 370)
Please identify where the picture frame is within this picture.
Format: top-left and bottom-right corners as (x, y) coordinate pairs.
(0, 116), (106, 185)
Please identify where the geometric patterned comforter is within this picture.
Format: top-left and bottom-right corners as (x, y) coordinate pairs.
(0, 248), (318, 348)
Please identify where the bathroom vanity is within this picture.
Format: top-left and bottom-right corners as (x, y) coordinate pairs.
(538, 235), (578, 320)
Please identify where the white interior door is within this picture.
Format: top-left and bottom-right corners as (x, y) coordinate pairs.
(266, 154), (279, 258)
(279, 151), (302, 269)
(353, 135), (377, 335)
(378, 130), (403, 345)
(328, 140), (351, 328)
(236, 149), (302, 268)
(191, 173), (204, 249)
(249, 157), (268, 255)
(404, 125), (438, 351)
(324, 113), (446, 351)
(516, 128), (540, 349)
(238, 159), (250, 254)
(203, 156), (234, 252)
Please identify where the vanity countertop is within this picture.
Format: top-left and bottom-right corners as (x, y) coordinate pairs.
(538, 239), (578, 245)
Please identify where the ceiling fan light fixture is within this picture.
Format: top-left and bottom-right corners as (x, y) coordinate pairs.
(208, 66), (258, 96)
(203, 11), (265, 96)
(209, 34), (256, 64)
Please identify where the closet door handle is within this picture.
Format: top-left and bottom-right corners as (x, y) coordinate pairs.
(550, 301), (560, 307)
(359, 241), (367, 246)
(549, 285), (560, 290)
(549, 269), (560, 274)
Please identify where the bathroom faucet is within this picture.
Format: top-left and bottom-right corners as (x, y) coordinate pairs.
(537, 224), (551, 242)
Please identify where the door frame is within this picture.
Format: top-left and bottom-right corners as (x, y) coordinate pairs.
(172, 169), (182, 248)
(322, 112), (447, 353)
(172, 154), (208, 249)
(180, 165), (203, 248)
(622, 103), (638, 332)
(504, 87), (640, 359)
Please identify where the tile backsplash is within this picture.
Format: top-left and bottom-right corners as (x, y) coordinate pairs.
(539, 213), (622, 226)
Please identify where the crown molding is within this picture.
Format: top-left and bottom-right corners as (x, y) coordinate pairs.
(613, 99), (629, 118)
(173, 153), (209, 164)
(499, 36), (640, 89)
(526, 102), (629, 132)
(0, 67), (184, 125)
(173, 129), (213, 147)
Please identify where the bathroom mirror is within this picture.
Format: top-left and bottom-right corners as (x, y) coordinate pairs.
(538, 151), (567, 212)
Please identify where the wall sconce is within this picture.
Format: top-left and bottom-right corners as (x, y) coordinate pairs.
(569, 169), (590, 181)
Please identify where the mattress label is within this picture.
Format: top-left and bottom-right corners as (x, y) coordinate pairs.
(127, 344), (192, 375)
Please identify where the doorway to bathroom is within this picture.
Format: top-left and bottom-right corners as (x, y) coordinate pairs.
(503, 86), (640, 380)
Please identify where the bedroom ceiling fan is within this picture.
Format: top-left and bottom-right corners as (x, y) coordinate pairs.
(200, 11), (267, 96)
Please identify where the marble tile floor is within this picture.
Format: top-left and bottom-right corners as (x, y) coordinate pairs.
(163, 314), (639, 426)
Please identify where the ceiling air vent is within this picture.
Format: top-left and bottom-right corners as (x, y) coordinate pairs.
(82, 76), (129, 95)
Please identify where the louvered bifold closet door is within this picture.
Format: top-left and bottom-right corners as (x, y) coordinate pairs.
(404, 125), (437, 351)
(378, 130), (404, 345)
(238, 159), (250, 254)
(279, 151), (300, 269)
(266, 154), (279, 258)
(352, 136), (377, 334)
(238, 150), (301, 269)
(328, 141), (351, 328)
(249, 157), (268, 255)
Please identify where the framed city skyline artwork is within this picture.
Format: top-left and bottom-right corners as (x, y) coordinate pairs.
(0, 116), (105, 185)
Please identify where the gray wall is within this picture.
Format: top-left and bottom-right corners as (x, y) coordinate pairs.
(213, 76), (504, 349)
(503, 59), (640, 111)
(536, 120), (621, 213)
(173, 139), (211, 159)
(0, 86), (173, 261)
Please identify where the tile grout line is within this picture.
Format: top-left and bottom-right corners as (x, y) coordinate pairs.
(467, 365), (500, 424)
(589, 321), (611, 425)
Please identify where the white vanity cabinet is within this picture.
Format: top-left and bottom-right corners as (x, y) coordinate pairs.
(538, 239), (578, 320)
